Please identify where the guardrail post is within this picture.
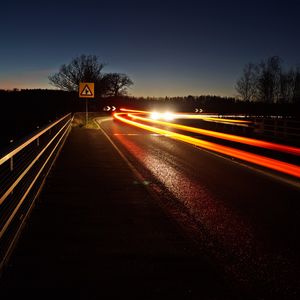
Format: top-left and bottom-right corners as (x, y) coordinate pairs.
(10, 157), (13, 171)
(254, 118), (264, 134)
(10, 157), (14, 195)
(283, 120), (287, 137)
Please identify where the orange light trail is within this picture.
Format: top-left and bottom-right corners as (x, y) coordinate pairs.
(203, 117), (251, 124)
(120, 108), (251, 124)
(127, 113), (300, 156)
(114, 111), (300, 179)
(174, 114), (252, 125)
(120, 108), (147, 114)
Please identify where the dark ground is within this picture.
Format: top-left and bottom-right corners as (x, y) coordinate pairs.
(0, 127), (242, 299)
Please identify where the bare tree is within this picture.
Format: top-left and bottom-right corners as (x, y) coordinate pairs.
(257, 56), (282, 103)
(235, 63), (258, 101)
(104, 73), (133, 96)
(48, 54), (105, 92)
(293, 67), (300, 103)
(49, 55), (133, 98)
(280, 68), (296, 103)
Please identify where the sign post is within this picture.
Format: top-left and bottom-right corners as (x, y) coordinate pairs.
(79, 82), (95, 126)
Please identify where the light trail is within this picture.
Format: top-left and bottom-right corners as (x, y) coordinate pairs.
(114, 111), (300, 179)
(120, 108), (251, 125)
(127, 113), (300, 156)
(120, 108), (147, 114)
(202, 117), (250, 127)
(173, 114), (252, 126)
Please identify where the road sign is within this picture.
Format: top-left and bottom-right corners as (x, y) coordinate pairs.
(79, 82), (94, 98)
(103, 106), (116, 112)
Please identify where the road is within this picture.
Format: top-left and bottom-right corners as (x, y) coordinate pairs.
(97, 116), (300, 300)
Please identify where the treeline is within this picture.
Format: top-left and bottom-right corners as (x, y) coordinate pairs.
(0, 89), (77, 148)
(1, 89), (299, 118)
(236, 56), (300, 104)
(0, 88), (76, 117)
(1, 88), (299, 148)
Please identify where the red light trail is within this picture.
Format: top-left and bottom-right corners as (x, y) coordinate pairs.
(114, 110), (300, 179)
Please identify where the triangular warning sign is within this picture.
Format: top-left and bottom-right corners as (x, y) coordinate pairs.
(80, 84), (93, 96)
(79, 82), (94, 98)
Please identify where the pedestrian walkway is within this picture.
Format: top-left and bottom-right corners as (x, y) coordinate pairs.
(0, 127), (237, 299)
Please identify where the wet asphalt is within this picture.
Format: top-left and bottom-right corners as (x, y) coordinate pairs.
(99, 117), (300, 300)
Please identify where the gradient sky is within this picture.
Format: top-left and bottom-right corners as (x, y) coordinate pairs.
(0, 0), (299, 97)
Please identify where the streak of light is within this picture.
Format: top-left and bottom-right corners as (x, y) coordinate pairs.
(120, 108), (147, 114)
(204, 117), (251, 123)
(120, 109), (251, 124)
(173, 114), (252, 125)
(127, 113), (300, 156)
(114, 112), (300, 178)
(202, 118), (250, 127)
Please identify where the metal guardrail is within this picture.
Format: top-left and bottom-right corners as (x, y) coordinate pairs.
(0, 113), (73, 272)
(254, 118), (300, 140)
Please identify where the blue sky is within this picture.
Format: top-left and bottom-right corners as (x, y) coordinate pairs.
(0, 0), (299, 97)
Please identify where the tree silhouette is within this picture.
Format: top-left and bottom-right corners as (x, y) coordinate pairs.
(257, 56), (282, 103)
(104, 73), (133, 96)
(293, 68), (300, 104)
(280, 69), (296, 103)
(49, 54), (133, 97)
(49, 55), (104, 92)
(235, 63), (257, 101)
(236, 56), (300, 103)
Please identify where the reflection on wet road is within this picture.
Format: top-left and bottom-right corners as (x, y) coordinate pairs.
(98, 117), (300, 299)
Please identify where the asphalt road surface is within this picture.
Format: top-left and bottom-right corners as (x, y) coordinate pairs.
(97, 117), (300, 300)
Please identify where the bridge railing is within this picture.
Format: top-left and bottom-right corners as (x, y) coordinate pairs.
(0, 113), (73, 272)
(254, 118), (300, 142)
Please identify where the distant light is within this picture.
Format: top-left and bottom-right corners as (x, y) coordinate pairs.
(163, 112), (174, 121)
(150, 112), (160, 120)
(150, 111), (174, 121)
